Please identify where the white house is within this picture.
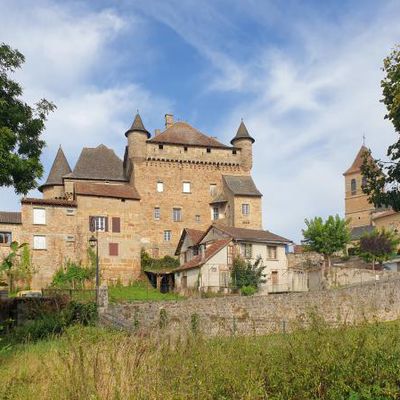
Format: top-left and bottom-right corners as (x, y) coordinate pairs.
(173, 224), (298, 293)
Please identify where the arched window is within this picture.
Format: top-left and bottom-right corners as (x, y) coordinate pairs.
(361, 176), (367, 190)
(351, 179), (357, 195)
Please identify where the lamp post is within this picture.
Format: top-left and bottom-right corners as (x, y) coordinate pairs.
(89, 233), (99, 301)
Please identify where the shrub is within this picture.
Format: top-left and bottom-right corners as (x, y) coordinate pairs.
(240, 285), (256, 296)
(51, 261), (95, 289)
(231, 256), (265, 292)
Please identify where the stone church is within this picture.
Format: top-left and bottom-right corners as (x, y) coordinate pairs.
(0, 113), (263, 288)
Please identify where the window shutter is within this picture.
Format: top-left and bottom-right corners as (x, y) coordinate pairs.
(109, 243), (118, 256)
(105, 217), (109, 232)
(112, 217), (121, 233)
(89, 216), (95, 232)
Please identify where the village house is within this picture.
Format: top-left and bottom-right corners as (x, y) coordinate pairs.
(0, 113), (265, 289)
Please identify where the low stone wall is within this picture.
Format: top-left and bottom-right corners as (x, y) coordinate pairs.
(101, 278), (400, 336)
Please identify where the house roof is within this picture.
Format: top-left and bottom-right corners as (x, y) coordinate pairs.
(350, 225), (375, 240)
(174, 238), (232, 272)
(209, 193), (228, 204)
(21, 198), (77, 208)
(174, 228), (205, 255)
(0, 211), (22, 225)
(212, 224), (292, 244)
(231, 121), (255, 144)
(75, 182), (140, 200)
(372, 210), (397, 220)
(223, 175), (262, 197)
(125, 113), (150, 138)
(148, 121), (231, 149)
(39, 146), (71, 191)
(343, 145), (372, 175)
(65, 145), (127, 182)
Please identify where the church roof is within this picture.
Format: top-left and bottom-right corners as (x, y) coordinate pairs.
(39, 147), (71, 191)
(65, 145), (127, 182)
(223, 175), (262, 197)
(125, 113), (150, 138)
(149, 121), (231, 149)
(231, 121), (255, 144)
(343, 145), (371, 175)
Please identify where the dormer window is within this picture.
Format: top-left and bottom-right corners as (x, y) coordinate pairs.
(351, 179), (356, 195)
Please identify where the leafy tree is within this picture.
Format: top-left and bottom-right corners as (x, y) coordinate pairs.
(357, 228), (399, 270)
(361, 44), (400, 210)
(231, 256), (265, 295)
(302, 215), (351, 275)
(0, 43), (56, 194)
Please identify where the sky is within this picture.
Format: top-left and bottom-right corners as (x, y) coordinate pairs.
(0, 0), (400, 242)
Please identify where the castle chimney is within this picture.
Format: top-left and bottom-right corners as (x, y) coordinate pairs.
(154, 129), (161, 136)
(165, 114), (174, 129)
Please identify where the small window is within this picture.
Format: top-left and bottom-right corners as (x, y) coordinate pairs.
(242, 204), (250, 216)
(66, 208), (75, 216)
(206, 148), (211, 153)
(154, 207), (160, 220)
(193, 247), (199, 256)
(173, 208), (182, 222)
(159, 144), (164, 150)
(157, 182), (164, 192)
(227, 245), (234, 265)
(0, 232), (11, 244)
(361, 176), (367, 190)
(65, 235), (75, 242)
(184, 146), (188, 152)
(268, 246), (277, 260)
(195, 214), (201, 223)
(33, 235), (46, 250)
(112, 217), (121, 233)
(351, 179), (356, 195)
(183, 182), (191, 193)
(109, 243), (119, 256)
(209, 184), (217, 196)
(213, 206), (219, 221)
(33, 208), (46, 225)
(271, 270), (279, 285)
(232, 150), (237, 155)
(164, 230), (172, 241)
(243, 243), (252, 259)
(89, 216), (108, 232)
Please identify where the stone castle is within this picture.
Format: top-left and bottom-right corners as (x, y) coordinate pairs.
(0, 113), (263, 288)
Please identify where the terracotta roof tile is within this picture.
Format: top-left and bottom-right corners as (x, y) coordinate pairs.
(343, 146), (373, 175)
(75, 182), (140, 200)
(185, 228), (205, 245)
(0, 212), (22, 224)
(21, 198), (77, 207)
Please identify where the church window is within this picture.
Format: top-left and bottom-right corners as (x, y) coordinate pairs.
(33, 208), (46, 225)
(154, 207), (160, 220)
(183, 182), (191, 193)
(242, 203), (250, 216)
(361, 176), (367, 190)
(206, 148), (211, 153)
(0, 232), (11, 244)
(213, 206), (219, 221)
(351, 179), (357, 195)
(33, 235), (46, 250)
(157, 181), (164, 192)
(173, 208), (182, 222)
(164, 230), (172, 241)
(195, 214), (201, 223)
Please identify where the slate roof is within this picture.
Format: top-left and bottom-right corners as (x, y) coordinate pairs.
(39, 147), (71, 191)
(223, 175), (262, 197)
(75, 182), (140, 200)
(209, 193), (228, 204)
(174, 238), (232, 272)
(125, 113), (150, 138)
(149, 121), (231, 149)
(231, 121), (255, 144)
(343, 145), (372, 175)
(21, 198), (77, 207)
(0, 212), (22, 224)
(65, 145), (127, 181)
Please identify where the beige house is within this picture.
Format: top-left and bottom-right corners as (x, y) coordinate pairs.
(173, 224), (296, 293)
(0, 113), (264, 289)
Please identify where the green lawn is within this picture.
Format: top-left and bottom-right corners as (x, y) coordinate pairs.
(108, 281), (183, 302)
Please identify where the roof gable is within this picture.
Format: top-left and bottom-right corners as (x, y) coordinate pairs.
(175, 228), (205, 255)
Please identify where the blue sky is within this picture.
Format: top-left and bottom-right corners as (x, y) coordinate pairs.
(1, 0), (400, 242)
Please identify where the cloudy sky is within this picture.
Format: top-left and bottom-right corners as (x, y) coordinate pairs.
(1, 0), (399, 242)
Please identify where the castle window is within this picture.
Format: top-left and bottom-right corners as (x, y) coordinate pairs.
(0, 232), (11, 245)
(268, 246), (277, 260)
(33, 235), (46, 250)
(209, 184), (217, 196)
(157, 181), (164, 192)
(195, 214), (201, 223)
(351, 179), (357, 195)
(183, 182), (191, 193)
(89, 216), (108, 232)
(173, 208), (182, 222)
(112, 217), (121, 233)
(164, 230), (172, 241)
(242, 243), (252, 259)
(109, 243), (119, 256)
(159, 144), (164, 150)
(184, 146), (188, 152)
(154, 207), (160, 220)
(242, 203), (250, 216)
(206, 148), (211, 153)
(232, 150), (237, 155)
(213, 206), (219, 221)
(33, 208), (46, 225)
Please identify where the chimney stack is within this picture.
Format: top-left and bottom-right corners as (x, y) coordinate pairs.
(165, 113), (174, 129)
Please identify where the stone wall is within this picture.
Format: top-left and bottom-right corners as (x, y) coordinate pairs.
(101, 278), (400, 336)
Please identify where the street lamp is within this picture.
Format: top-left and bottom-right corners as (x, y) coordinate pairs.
(89, 234), (99, 301)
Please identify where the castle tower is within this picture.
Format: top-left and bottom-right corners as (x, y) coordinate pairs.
(231, 120), (255, 172)
(125, 113), (150, 163)
(343, 145), (375, 228)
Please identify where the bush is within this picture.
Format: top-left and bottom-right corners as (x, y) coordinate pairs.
(231, 256), (265, 293)
(240, 285), (256, 296)
(51, 261), (95, 289)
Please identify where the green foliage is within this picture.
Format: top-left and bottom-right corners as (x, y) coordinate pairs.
(141, 249), (179, 272)
(190, 313), (200, 334)
(0, 43), (56, 194)
(240, 285), (257, 296)
(159, 308), (168, 329)
(357, 228), (399, 268)
(51, 260), (95, 289)
(231, 256), (265, 292)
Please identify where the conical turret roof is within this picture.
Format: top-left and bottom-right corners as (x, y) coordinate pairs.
(125, 113), (150, 138)
(39, 146), (71, 191)
(230, 120), (255, 144)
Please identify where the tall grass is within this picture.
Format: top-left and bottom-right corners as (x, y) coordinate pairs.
(1, 319), (400, 399)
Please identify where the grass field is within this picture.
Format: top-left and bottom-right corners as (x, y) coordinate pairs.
(1, 318), (400, 399)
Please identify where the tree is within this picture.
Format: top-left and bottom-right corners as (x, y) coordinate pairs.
(302, 215), (351, 276)
(231, 256), (265, 295)
(0, 43), (55, 194)
(357, 228), (399, 270)
(361, 44), (400, 210)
